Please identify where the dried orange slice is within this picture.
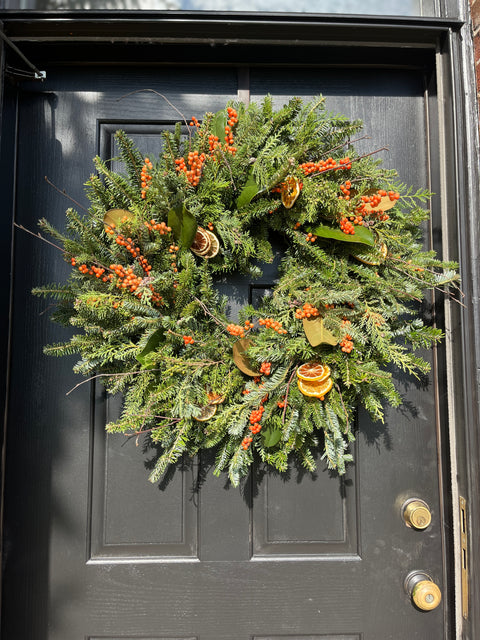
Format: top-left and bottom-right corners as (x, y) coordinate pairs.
(203, 230), (220, 258)
(190, 228), (211, 256)
(194, 404), (217, 421)
(297, 377), (333, 399)
(207, 392), (225, 405)
(281, 176), (301, 209)
(297, 362), (331, 382)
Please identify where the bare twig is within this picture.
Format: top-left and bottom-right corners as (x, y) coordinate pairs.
(14, 223), (65, 253)
(194, 297), (228, 330)
(44, 176), (89, 212)
(65, 369), (160, 396)
(118, 89), (192, 147)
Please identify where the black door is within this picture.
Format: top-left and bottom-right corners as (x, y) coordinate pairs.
(1, 54), (452, 639)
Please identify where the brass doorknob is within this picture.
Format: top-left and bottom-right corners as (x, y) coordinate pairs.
(402, 498), (432, 530)
(404, 571), (442, 611)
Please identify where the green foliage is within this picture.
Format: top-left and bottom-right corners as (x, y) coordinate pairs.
(35, 96), (460, 486)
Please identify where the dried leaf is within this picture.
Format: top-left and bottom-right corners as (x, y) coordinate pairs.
(232, 338), (261, 376)
(303, 317), (338, 347)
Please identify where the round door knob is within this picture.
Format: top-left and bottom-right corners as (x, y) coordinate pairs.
(412, 580), (442, 611)
(404, 571), (442, 612)
(402, 498), (432, 530)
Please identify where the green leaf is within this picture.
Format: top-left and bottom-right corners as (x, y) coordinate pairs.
(213, 109), (227, 141)
(236, 170), (260, 209)
(137, 329), (164, 366)
(168, 204), (198, 248)
(309, 222), (375, 246)
(262, 425), (282, 448)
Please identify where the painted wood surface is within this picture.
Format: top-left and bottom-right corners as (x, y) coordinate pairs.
(0, 61), (450, 639)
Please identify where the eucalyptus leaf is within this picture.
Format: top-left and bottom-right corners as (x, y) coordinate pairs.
(262, 425), (282, 448)
(236, 171), (260, 209)
(309, 222), (375, 246)
(168, 204), (198, 248)
(213, 109), (227, 141)
(137, 328), (164, 366)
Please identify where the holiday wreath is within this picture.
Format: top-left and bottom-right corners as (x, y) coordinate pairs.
(33, 95), (460, 486)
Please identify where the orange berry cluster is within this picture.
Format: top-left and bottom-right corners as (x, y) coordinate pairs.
(258, 317), (287, 334)
(115, 234), (152, 274)
(340, 218), (355, 235)
(145, 219), (171, 235)
(108, 264), (143, 293)
(249, 404), (265, 436)
(259, 362), (271, 375)
(183, 335), (195, 345)
(299, 156), (351, 175)
(223, 107), (238, 155)
(208, 134), (220, 153)
(226, 320), (254, 337)
(338, 180), (352, 200)
(354, 189), (400, 223)
(141, 158), (153, 199)
(277, 396), (286, 409)
(241, 436), (253, 450)
(207, 222), (214, 231)
(293, 221), (302, 230)
(340, 335), (354, 353)
(226, 323), (245, 337)
(305, 232), (317, 243)
(77, 263), (106, 279)
(175, 150), (207, 187)
(295, 303), (320, 319)
(189, 116), (200, 128)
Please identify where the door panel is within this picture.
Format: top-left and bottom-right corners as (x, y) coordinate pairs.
(1, 63), (449, 639)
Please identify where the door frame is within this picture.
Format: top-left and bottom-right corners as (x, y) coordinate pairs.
(0, 10), (479, 638)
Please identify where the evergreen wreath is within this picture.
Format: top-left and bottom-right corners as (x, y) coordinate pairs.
(33, 95), (460, 486)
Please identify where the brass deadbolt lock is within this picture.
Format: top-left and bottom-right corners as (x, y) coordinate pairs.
(402, 498), (432, 530)
(404, 571), (442, 611)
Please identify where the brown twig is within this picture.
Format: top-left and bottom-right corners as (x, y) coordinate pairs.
(44, 176), (89, 212)
(194, 297), (229, 330)
(65, 369), (160, 396)
(14, 223), (65, 253)
(309, 146), (389, 179)
(118, 89), (192, 147)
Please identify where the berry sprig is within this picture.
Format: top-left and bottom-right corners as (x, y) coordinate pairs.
(141, 158), (153, 199)
(340, 336), (354, 353)
(295, 303), (320, 319)
(299, 156), (351, 175)
(241, 436), (253, 450)
(175, 150), (207, 187)
(145, 219), (172, 235)
(183, 335), (195, 345)
(259, 362), (271, 375)
(340, 218), (355, 235)
(249, 404), (265, 436)
(114, 234), (153, 274)
(258, 317), (287, 334)
(226, 321), (254, 337)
